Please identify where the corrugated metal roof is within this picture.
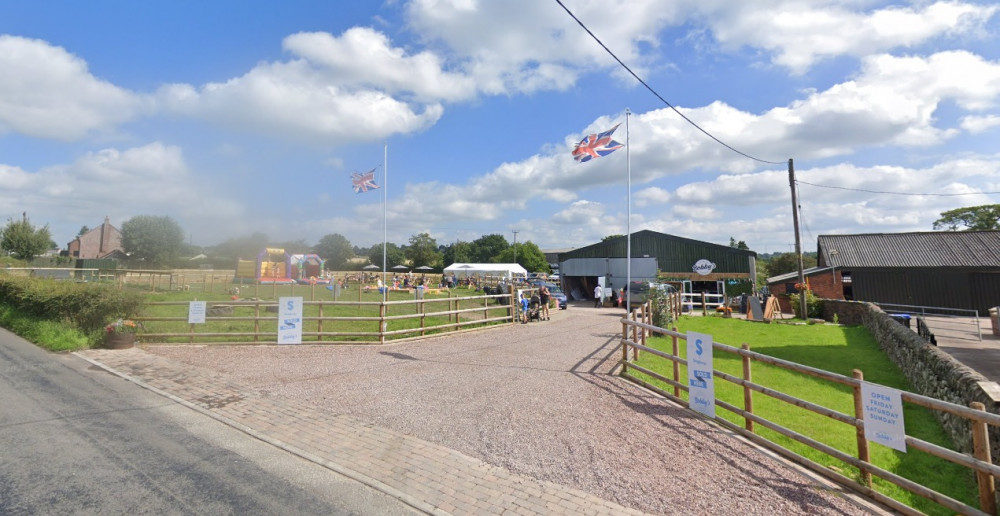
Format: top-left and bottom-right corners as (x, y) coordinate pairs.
(818, 231), (1000, 268)
(558, 230), (756, 274)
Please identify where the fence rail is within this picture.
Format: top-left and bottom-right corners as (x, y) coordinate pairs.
(620, 303), (998, 515)
(134, 292), (518, 345)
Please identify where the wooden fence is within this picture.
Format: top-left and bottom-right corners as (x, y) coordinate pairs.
(135, 292), (518, 345)
(620, 302), (1000, 516)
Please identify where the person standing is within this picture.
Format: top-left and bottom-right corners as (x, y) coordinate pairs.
(539, 285), (551, 320)
(594, 284), (603, 308)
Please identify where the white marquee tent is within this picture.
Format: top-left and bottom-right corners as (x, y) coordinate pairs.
(442, 263), (528, 281)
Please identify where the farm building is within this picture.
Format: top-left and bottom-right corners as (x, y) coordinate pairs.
(557, 230), (758, 301)
(767, 231), (1000, 315)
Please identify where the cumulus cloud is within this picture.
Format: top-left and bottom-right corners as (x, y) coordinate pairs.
(962, 114), (1000, 133)
(0, 143), (245, 242)
(0, 35), (146, 141)
(700, 0), (999, 73)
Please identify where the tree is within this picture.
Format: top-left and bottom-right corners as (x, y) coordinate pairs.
(470, 234), (509, 263)
(729, 237), (749, 250)
(405, 233), (441, 268)
(77, 226), (90, 236)
(121, 215), (185, 266)
(442, 241), (474, 267)
(210, 232), (270, 262)
(602, 234), (624, 242)
(367, 242), (405, 269)
(0, 214), (52, 261)
(494, 241), (549, 272)
(932, 204), (1000, 231)
(314, 233), (353, 270)
(765, 252), (817, 278)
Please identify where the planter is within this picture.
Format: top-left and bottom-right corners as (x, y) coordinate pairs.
(104, 333), (136, 350)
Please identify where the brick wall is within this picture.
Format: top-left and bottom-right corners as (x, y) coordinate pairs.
(770, 269), (844, 314)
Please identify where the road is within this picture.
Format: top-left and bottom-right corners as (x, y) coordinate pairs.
(0, 328), (418, 515)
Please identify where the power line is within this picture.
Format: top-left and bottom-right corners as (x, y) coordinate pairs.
(554, 0), (785, 166)
(796, 180), (1000, 197)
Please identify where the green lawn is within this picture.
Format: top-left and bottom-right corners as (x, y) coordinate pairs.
(630, 316), (978, 516)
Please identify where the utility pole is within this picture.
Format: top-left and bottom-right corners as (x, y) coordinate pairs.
(788, 158), (807, 319)
(511, 229), (519, 264)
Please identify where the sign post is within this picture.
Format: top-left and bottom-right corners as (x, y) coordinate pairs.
(861, 382), (907, 452)
(188, 301), (206, 324)
(278, 296), (303, 344)
(687, 331), (715, 418)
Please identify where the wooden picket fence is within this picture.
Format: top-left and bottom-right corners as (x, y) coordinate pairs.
(620, 302), (1000, 516)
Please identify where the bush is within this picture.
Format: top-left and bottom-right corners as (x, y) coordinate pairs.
(788, 289), (823, 319)
(649, 287), (675, 328)
(0, 275), (145, 333)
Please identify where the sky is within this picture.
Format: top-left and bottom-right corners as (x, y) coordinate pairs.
(1, 0), (999, 256)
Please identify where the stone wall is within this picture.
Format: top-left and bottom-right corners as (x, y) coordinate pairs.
(825, 299), (1000, 461)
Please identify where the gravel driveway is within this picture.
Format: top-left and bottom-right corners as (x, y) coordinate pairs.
(146, 303), (878, 515)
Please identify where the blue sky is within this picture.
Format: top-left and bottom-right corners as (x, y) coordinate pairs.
(2, 1), (999, 255)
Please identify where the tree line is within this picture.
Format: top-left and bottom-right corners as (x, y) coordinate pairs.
(4, 205), (998, 271)
(0, 214), (551, 272)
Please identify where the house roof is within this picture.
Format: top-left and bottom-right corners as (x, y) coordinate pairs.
(818, 231), (1000, 268)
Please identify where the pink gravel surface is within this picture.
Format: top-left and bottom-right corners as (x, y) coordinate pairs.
(146, 304), (879, 515)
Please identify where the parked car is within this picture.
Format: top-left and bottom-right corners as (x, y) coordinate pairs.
(625, 281), (676, 305)
(547, 284), (568, 309)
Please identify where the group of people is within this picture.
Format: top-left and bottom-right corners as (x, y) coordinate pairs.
(518, 285), (551, 322)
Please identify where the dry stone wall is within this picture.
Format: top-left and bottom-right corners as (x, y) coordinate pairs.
(824, 299), (1000, 461)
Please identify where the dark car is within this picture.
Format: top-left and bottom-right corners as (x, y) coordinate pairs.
(625, 281), (675, 305)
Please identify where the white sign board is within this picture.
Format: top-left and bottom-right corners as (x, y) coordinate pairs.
(687, 331), (715, 418)
(278, 296), (303, 345)
(861, 382), (907, 452)
(188, 301), (207, 324)
(692, 259), (716, 276)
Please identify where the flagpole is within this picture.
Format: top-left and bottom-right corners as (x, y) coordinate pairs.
(625, 108), (631, 314)
(383, 142), (388, 303)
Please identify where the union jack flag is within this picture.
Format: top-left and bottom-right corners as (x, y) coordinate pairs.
(572, 124), (624, 163)
(351, 169), (379, 193)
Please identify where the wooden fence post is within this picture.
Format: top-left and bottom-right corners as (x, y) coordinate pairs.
(317, 301), (324, 341)
(253, 302), (260, 342)
(671, 328), (680, 398)
(701, 291), (707, 316)
(379, 302), (386, 344)
(742, 343), (754, 432)
(621, 320), (629, 371)
(851, 369), (873, 488)
(971, 401), (997, 515)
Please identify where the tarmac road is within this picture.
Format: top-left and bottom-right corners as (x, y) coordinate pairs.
(0, 328), (418, 516)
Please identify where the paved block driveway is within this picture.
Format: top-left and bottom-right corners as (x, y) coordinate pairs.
(82, 304), (880, 515)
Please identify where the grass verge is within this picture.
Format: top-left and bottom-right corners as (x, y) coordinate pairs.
(0, 304), (93, 352)
(630, 315), (977, 515)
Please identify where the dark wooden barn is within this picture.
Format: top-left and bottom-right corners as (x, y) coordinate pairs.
(817, 231), (1000, 315)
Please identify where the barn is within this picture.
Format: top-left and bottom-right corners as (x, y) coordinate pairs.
(556, 230), (758, 302)
(769, 231), (1000, 315)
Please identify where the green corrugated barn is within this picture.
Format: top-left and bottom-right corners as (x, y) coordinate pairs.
(557, 230), (757, 301)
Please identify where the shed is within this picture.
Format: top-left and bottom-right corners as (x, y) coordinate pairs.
(813, 231), (1000, 315)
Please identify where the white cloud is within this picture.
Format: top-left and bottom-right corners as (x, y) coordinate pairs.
(283, 29), (477, 103)
(701, 0), (999, 73)
(158, 59), (444, 144)
(962, 114), (1000, 133)
(0, 35), (145, 141)
(0, 143), (245, 243)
